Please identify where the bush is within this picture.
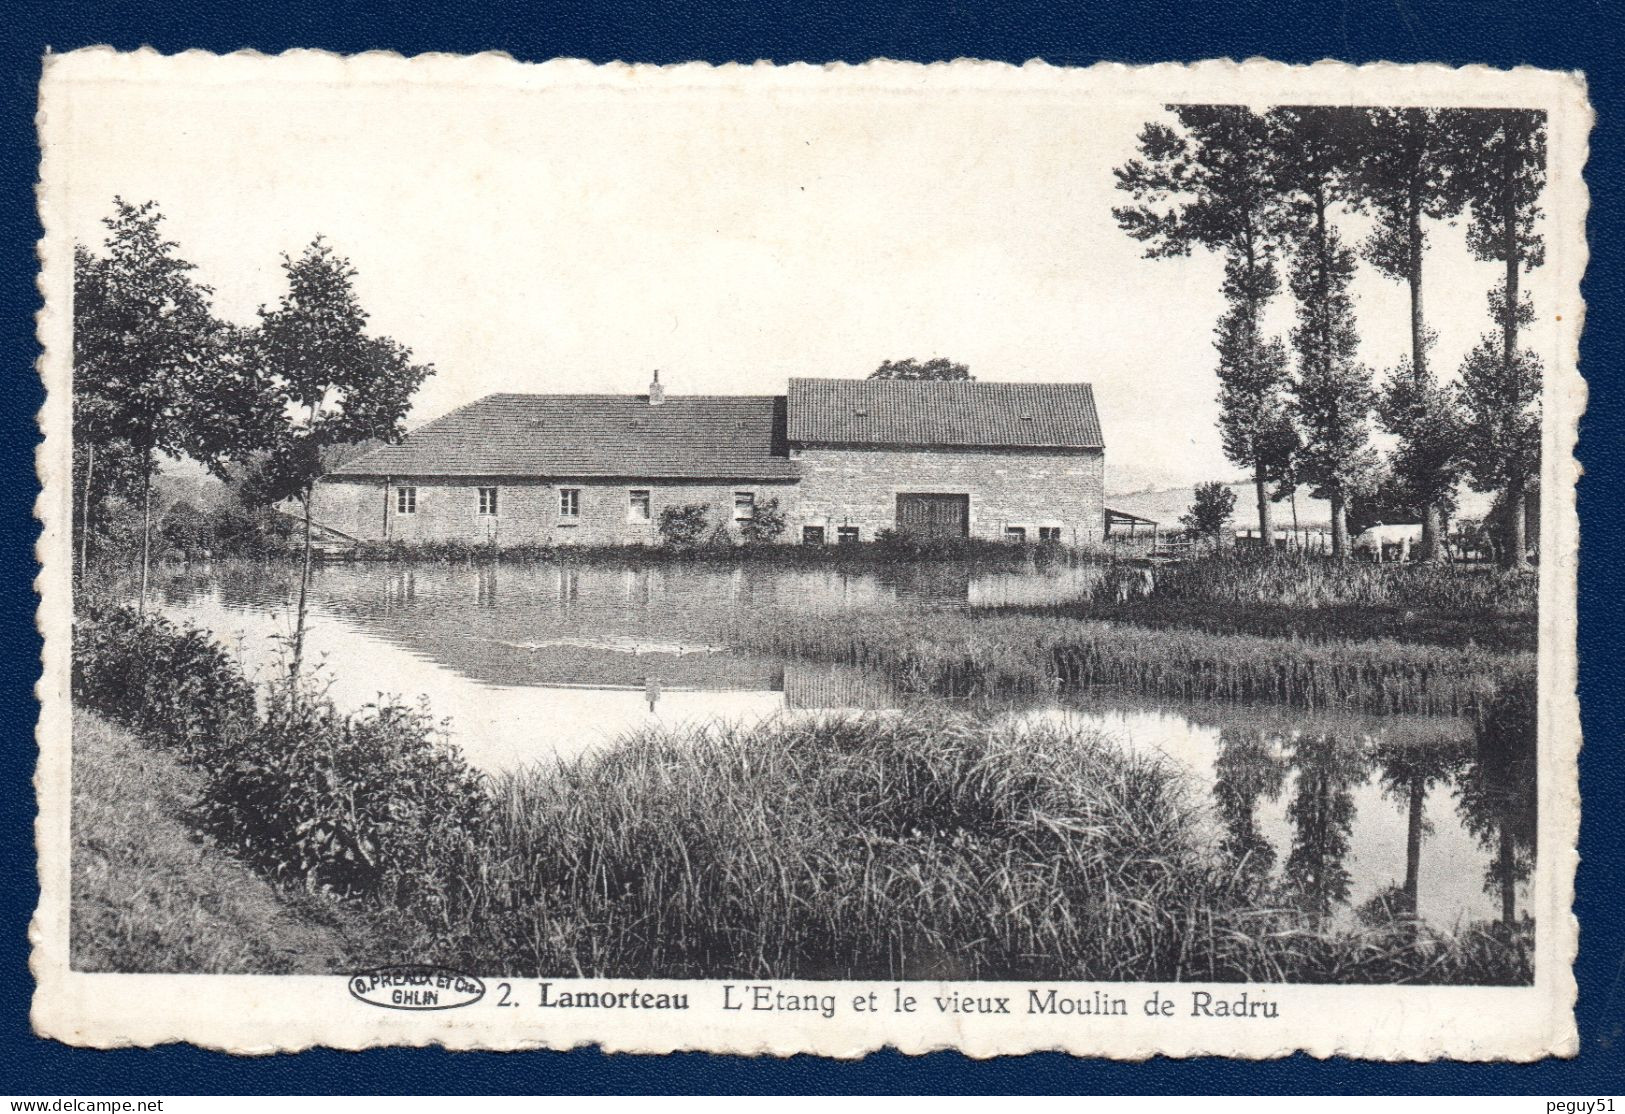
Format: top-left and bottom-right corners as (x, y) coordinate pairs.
(657, 503), (710, 547)
(160, 501), (212, 558)
(198, 695), (487, 901)
(739, 497), (788, 545)
(72, 605), (257, 762)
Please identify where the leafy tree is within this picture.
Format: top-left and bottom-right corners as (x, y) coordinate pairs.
(1456, 301), (1542, 563)
(251, 238), (433, 689)
(657, 503), (710, 546)
(1445, 110), (1547, 568)
(1346, 108), (1471, 560)
(868, 357), (972, 381)
(1272, 108), (1375, 558)
(739, 496), (788, 545)
(1114, 105), (1295, 546)
(1374, 341), (1464, 536)
(72, 200), (221, 604)
(1179, 481), (1236, 544)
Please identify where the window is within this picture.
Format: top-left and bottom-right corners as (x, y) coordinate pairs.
(628, 489), (652, 523)
(802, 525), (826, 546)
(1038, 526), (1062, 544)
(734, 492), (756, 521)
(559, 487), (581, 518)
(837, 526), (860, 545)
(1004, 526), (1027, 544)
(396, 486), (417, 515)
(478, 487), (499, 516)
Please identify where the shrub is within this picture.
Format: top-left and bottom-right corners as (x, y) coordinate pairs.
(198, 695), (488, 901)
(72, 605), (257, 762)
(739, 496), (788, 544)
(160, 501), (212, 558)
(657, 503), (710, 547)
(1180, 481), (1237, 543)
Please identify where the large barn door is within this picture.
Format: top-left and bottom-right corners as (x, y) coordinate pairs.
(895, 493), (970, 538)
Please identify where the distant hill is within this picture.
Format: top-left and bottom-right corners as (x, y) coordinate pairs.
(1105, 481), (1495, 532)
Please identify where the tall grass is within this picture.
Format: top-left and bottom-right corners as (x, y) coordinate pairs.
(988, 553), (1540, 652)
(1135, 553), (1536, 616)
(413, 714), (1530, 984)
(730, 608), (1531, 717)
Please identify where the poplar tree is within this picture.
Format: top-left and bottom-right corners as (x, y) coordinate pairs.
(1447, 110), (1547, 568)
(1346, 108), (1468, 560)
(1272, 107), (1375, 559)
(252, 238), (433, 691)
(1113, 105), (1294, 547)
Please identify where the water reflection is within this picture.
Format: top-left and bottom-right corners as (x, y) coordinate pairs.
(1373, 738), (1461, 916)
(135, 559), (1530, 932)
(1282, 731), (1367, 921)
(1212, 728), (1288, 883)
(1453, 687), (1539, 927)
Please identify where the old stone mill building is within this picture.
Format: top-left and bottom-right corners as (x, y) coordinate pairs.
(315, 375), (1107, 546)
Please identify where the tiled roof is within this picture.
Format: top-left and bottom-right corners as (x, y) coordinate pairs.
(330, 394), (797, 480)
(786, 377), (1103, 449)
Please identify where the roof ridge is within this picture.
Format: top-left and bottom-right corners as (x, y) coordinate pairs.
(481, 392), (785, 400)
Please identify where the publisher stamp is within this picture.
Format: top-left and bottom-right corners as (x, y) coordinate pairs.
(349, 966), (486, 1011)
(31, 50), (1585, 1058)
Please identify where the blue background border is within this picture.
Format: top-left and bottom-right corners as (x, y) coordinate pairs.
(5, 0), (1619, 1095)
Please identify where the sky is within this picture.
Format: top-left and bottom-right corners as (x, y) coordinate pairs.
(47, 56), (1559, 495)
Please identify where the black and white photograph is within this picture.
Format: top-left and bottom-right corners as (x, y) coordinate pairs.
(32, 53), (1584, 1058)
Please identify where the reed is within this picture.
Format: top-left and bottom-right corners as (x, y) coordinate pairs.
(411, 713), (1530, 984)
(1105, 553), (1536, 616)
(727, 607), (1531, 717)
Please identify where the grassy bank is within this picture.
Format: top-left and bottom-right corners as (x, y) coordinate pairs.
(70, 710), (395, 973)
(992, 554), (1539, 652)
(729, 607), (1532, 717)
(413, 714), (1531, 983)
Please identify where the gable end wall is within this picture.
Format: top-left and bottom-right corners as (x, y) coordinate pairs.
(792, 444), (1105, 543)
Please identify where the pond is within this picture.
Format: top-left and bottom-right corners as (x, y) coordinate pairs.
(144, 558), (1529, 932)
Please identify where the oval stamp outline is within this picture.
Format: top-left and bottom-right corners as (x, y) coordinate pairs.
(348, 964), (486, 1011)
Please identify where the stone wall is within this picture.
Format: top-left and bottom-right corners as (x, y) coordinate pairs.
(313, 476), (799, 546)
(791, 444), (1105, 544)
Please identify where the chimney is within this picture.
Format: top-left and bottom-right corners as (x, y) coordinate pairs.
(649, 370), (665, 406)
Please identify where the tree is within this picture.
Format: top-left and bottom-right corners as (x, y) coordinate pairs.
(1445, 110), (1547, 568)
(1375, 342), (1465, 538)
(1272, 108), (1375, 558)
(1180, 481), (1236, 544)
(73, 200), (221, 605)
(868, 357), (972, 381)
(1345, 108), (1471, 561)
(252, 238), (433, 691)
(1456, 307), (1542, 564)
(1114, 105), (1296, 546)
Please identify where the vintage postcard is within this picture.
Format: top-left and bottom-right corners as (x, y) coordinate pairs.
(32, 51), (1587, 1058)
